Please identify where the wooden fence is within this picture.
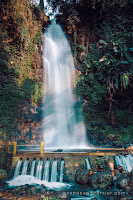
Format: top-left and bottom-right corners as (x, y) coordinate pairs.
(0, 142), (44, 155)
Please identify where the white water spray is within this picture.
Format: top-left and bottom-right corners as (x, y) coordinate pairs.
(85, 158), (91, 170)
(21, 159), (29, 175)
(43, 159), (50, 181)
(51, 159), (58, 182)
(115, 154), (133, 172)
(14, 159), (22, 178)
(42, 20), (88, 149)
(60, 160), (65, 182)
(30, 159), (36, 176)
(36, 160), (43, 180)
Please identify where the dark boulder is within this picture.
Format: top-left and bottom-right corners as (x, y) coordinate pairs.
(116, 173), (131, 189)
(89, 171), (113, 189)
(75, 168), (93, 184)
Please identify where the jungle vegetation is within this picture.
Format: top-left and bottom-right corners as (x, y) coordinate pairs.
(48, 0), (133, 144)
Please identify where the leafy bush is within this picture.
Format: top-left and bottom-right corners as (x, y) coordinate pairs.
(90, 156), (114, 170)
(21, 78), (35, 101)
(73, 9), (133, 141)
(21, 78), (42, 103)
(0, 169), (7, 180)
(28, 43), (35, 55)
(34, 26), (42, 46)
(16, 15), (25, 25)
(33, 82), (42, 104)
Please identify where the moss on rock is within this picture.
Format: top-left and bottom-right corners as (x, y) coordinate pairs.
(0, 169), (7, 180)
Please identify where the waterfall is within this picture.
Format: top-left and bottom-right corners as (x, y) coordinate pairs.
(30, 159), (36, 176)
(21, 159), (29, 175)
(51, 160), (58, 182)
(42, 20), (88, 149)
(59, 160), (65, 182)
(115, 156), (122, 167)
(85, 158), (91, 170)
(43, 159), (50, 181)
(115, 154), (133, 172)
(36, 160), (43, 180)
(126, 154), (133, 172)
(14, 159), (22, 178)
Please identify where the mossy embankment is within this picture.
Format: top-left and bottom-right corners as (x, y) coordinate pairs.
(0, 0), (49, 143)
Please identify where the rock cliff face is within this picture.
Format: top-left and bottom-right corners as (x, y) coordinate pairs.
(0, 0), (49, 142)
(10, 102), (43, 144)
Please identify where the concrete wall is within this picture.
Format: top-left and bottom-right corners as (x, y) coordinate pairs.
(10, 152), (115, 181)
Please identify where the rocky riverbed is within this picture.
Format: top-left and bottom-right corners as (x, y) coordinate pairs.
(0, 163), (133, 200)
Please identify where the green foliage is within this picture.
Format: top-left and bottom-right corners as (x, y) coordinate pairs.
(0, 32), (21, 139)
(101, 124), (133, 143)
(28, 43), (35, 55)
(21, 79), (42, 103)
(122, 73), (130, 89)
(16, 15), (25, 25)
(0, 0), (43, 140)
(90, 156), (114, 170)
(75, 73), (106, 105)
(72, 2), (133, 141)
(21, 78), (35, 101)
(0, 169), (7, 180)
(34, 26), (42, 46)
(33, 82), (42, 104)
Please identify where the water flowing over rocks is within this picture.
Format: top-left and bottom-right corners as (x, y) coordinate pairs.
(0, 160), (133, 199)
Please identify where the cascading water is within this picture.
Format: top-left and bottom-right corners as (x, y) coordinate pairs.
(59, 160), (65, 182)
(36, 160), (43, 180)
(9, 158), (71, 189)
(13, 158), (64, 184)
(51, 159), (58, 182)
(14, 159), (22, 178)
(43, 159), (50, 181)
(85, 158), (91, 170)
(30, 159), (36, 176)
(21, 159), (29, 175)
(42, 20), (88, 149)
(115, 154), (133, 172)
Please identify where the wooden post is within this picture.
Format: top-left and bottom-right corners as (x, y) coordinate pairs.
(6, 142), (11, 154)
(40, 142), (44, 154)
(13, 142), (17, 155)
(109, 161), (114, 176)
